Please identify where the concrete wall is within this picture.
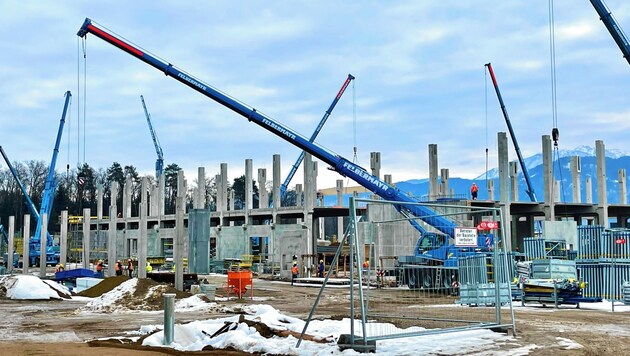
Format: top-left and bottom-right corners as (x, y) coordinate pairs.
(542, 220), (578, 250)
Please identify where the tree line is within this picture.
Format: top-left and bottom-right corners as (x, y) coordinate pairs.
(0, 160), (301, 234)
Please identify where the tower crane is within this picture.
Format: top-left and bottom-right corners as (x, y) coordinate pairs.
(140, 95), (164, 179)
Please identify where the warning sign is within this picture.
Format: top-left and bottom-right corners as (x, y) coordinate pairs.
(455, 227), (478, 247)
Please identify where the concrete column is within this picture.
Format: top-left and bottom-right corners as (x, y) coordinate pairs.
(497, 133), (512, 250)
(370, 152), (381, 179)
(619, 169), (627, 205)
(108, 182), (118, 276)
(336, 179), (343, 243)
(295, 184), (303, 207)
(245, 160), (253, 211)
(553, 180), (561, 203)
(174, 170), (185, 290)
(440, 168), (449, 198)
(303, 153), (315, 271)
(158, 174), (165, 219)
(272, 154), (281, 209)
(384, 174), (393, 186)
(97, 184), (103, 221)
(23, 215), (29, 273)
(83, 208), (90, 269)
(124, 176), (132, 218)
(488, 180), (495, 201)
(7, 216), (14, 273)
(586, 177), (593, 204)
(229, 190), (235, 211)
(498, 132), (509, 203)
(150, 184), (157, 217)
(312, 161), (319, 206)
(258, 168), (268, 208)
(571, 156), (581, 203)
(138, 177), (148, 279)
(596, 140), (608, 226)
(542, 135), (554, 221)
(40, 213), (47, 277)
(196, 167), (206, 209)
(509, 161), (519, 202)
(220, 163), (228, 212)
(429, 144), (438, 199)
(60, 210), (68, 270)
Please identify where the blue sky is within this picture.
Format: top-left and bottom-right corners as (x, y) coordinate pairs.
(0, 1), (629, 190)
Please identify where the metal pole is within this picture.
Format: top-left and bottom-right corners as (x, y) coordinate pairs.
(163, 293), (175, 345)
(349, 197), (355, 345)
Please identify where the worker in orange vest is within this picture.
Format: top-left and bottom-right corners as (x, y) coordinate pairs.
(127, 258), (134, 278)
(471, 182), (479, 200)
(115, 260), (123, 276)
(291, 263), (299, 286)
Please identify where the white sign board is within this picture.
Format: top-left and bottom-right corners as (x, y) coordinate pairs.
(454, 227), (478, 247)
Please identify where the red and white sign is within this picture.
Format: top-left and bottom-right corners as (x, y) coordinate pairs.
(477, 221), (499, 231)
(615, 238), (627, 245)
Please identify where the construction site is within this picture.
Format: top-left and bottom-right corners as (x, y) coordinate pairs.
(1, 1), (630, 355)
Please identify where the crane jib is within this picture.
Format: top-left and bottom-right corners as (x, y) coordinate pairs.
(340, 161), (390, 193)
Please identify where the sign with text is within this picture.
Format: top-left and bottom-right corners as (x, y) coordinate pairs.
(455, 227), (478, 247)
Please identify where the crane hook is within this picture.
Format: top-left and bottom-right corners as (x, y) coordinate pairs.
(552, 128), (559, 147)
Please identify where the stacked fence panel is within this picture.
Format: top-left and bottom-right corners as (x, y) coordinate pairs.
(523, 238), (545, 260)
(576, 226), (630, 300)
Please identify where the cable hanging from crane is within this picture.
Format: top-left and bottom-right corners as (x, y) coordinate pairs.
(548, 0), (567, 203)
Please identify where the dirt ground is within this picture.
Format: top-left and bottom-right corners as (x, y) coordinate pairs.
(1, 274), (629, 355)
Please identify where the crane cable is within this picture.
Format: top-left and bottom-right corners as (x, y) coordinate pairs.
(344, 79), (358, 195)
(548, 0), (567, 203)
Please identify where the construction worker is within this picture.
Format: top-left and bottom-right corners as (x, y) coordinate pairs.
(471, 182), (479, 200)
(95, 259), (104, 278)
(55, 264), (65, 273)
(146, 261), (153, 273)
(291, 263), (299, 286)
(115, 260), (123, 276)
(318, 259), (324, 278)
(362, 259), (369, 271)
(127, 258), (134, 278)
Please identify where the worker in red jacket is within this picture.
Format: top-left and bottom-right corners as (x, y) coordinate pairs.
(127, 259), (134, 278)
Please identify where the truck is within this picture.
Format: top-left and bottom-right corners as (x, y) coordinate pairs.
(77, 18), (497, 289)
(0, 91), (71, 266)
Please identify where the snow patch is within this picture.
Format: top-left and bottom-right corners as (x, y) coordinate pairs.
(1, 275), (71, 300)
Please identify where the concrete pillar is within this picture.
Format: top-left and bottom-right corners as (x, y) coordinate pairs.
(107, 182), (118, 276)
(272, 154), (281, 209)
(83, 208), (90, 269)
(497, 132), (512, 251)
(23, 216), (29, 272)
(7, 216), (14, 273)
(220, 163), (228, 212)
(440, 168), (449, 198)
(429, 144), (438, 199)
(245, 159), (253, 210)
(158, 174), (165, 219)
(229, 190), (235, 211)
(124, 176), (132, 218)
(488, 180), (495, 201)
(303, 153), (315, 271)
(295, 184), (303, 207)
(336, 179), (344, 242)
(553, 180), (561, 203)
(370, 152), (381, 179)
(138, 176), (148, 279)
(40, 213), (47, 277)
(542, 135), (554, 221)
(174, 170), (185, 291)
(312, 161), (319, 206)
(384, 174), (393, 186)
(258, 168), (269, 208)
(596, 140), (608, 226)
(509, 161), (519, 202)
(196, 167), (206, 209)
(498, 132), (509, 203)
(586, 177), (593, 204)
(619, 169), (627, 205)
(60, 210), (68, 270)
(571, 156), (582, 203)
(97, 184), (103, 221)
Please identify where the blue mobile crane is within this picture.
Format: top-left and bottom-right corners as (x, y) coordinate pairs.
(140, 95), (164, 179)
(0, 91), (71, 266)
(280, 74), (355, 202)
(588, 0), (630, 66)
(77, 19), (495, 289)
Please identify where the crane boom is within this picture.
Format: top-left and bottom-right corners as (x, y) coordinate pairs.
(0, 146), (42, 219)
(280, 74), (355, 200)
(140, 95), (164, 179)
(485, 63), (537, 203)
(77, 18), (457, 238)
(589, 0), (630, 65)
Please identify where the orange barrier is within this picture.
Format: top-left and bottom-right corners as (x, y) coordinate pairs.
(227, 270), (253, 298)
